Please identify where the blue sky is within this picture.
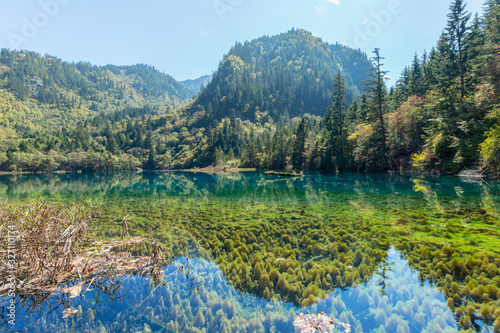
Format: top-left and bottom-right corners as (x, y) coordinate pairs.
(0, 0), (484, 84)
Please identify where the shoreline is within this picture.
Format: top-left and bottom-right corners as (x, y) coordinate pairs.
(0, 168), (494, 179)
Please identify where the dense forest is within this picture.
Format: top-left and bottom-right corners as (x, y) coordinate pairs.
(0, 0), (499, 177)
(0, 50), (193, 136)
(184, 29), (371, 124)
(189, 0), (500, 175)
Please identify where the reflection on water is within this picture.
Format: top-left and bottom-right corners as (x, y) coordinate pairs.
(1, 171), (499, 205)
(5, 248), (458, 333)
(332, 248), (458, 332)
(0, 172), (499, 332)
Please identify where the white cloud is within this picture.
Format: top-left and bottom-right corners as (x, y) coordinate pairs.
(200, 29), (206, 36)
(324, 0), (340, 5)
(314, 6), (324, 11)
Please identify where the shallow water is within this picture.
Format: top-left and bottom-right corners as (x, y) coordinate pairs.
(1, 171), (499, 332)
(10, 248), (460, 333)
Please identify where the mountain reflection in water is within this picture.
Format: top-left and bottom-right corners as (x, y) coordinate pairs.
(5, 247), (458, 333)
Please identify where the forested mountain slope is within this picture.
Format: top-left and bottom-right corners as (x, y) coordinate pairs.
(183, 29), (371, 124)
(2, 0), (500, 180)
(0, 50), (193, 137)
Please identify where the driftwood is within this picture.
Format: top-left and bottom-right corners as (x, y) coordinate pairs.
(265, 171), (302, 177)
(458, 169), (485, 179)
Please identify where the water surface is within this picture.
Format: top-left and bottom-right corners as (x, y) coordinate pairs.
(1, 172), (499, 332)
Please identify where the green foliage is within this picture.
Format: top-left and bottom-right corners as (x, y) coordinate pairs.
(291, 118), (307, 169)
(351, 49), (389, 171)
(386, 0), (500, 175)
(323, 72), (350, 171)
(2, 1), (500, 175)
(185, 29), (370, 124)
(481, 108), (500, 175)
(0, 49), (193, 134)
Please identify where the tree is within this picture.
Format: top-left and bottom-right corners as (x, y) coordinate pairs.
(482, 0), (500, 99)
(324, 72), (348, 170)
(291, 118), (307, 169)
(430, 34), (458, 110)
(345, 98), (360, 130)
(106, 135), (119, 155)
(145, 146), (157, 170)
(446, 0), (471, 100)
(360, 48), (389, 171)
(214, 146), (226, 166)
(409, 53), (424, 96)
(246, 130), (257, 168)
(143, 132), (153, 150)
(465, 14), (485, 89)
(480, 109), (500, 176)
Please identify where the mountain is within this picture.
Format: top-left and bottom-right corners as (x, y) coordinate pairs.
(182, 29), (372, 124)
(180, 75), (213, 94)
(0, 49), (193, 137)
(0, 30), (375, 173)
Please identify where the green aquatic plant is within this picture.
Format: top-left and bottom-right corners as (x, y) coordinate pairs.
(397, 240), (500, 331)
(2, 172), (499, 332)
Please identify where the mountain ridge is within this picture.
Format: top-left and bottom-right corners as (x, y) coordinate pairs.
(0, 49), (194, 137)
(180, 74), (213, 94)
(182, 29), (372, 125)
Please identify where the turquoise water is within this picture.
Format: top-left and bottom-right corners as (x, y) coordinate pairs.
(0, 171), (498, 200)
(1, 172), (499, 332)
(10, 248), (458, 333)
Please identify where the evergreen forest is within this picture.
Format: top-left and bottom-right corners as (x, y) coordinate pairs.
(0, 0), (499, 178)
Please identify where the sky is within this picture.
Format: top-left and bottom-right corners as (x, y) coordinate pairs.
(0, 0), (485, 85)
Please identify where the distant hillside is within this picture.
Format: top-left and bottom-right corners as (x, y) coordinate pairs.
(0, 49), (193, 137)
(183, 29), (371, 124)
(180, 75), (212, 94)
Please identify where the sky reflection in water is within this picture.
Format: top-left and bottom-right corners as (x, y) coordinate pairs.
(1, 172), (498, 332)
(8, 247), (459, 333)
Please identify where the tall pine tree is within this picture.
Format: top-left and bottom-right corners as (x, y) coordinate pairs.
(324, 72), (348, 170)
(446, 0), (471, 100)
(291, 118), (307, 170)
(361, 48), (389, 170)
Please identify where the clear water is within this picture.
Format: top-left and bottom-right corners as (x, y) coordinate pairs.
(1, 171), (498, 201)
(1, 171), (499, 332)
(11, 248), (458, 333)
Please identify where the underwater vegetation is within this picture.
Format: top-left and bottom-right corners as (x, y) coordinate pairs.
(98, 196), (393, 307)
(96, 197), (499, 331)
(0, 171), (499, 332)
(5, 249), (467, 333)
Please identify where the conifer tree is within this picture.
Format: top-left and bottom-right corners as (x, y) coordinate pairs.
(409, 53), (424, 96)
(446, 0), (471, 100)
(106, 135), (119, 155)
(483, 0), (500, 98)
(145, 145), (157, 170)
(361, 48), (389, 170)
(291, 118), (307, 170)
(324, 72), (348, 169)
(431, 34), (458, 111)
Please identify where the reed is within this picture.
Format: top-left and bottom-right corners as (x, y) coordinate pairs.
(0, 200), (94, 290)
(0, 200), (167, 298)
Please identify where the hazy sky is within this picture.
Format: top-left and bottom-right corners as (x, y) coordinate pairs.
(0, 0), (485, 83)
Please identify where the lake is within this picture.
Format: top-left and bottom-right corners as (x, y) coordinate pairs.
(1, 171), (499, 332)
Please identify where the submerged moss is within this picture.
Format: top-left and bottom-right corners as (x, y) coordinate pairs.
(87, 189), (500, 332)
(2, 171), (499, 332)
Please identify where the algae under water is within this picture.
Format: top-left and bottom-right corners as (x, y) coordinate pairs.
(0, 171), (499, 332)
